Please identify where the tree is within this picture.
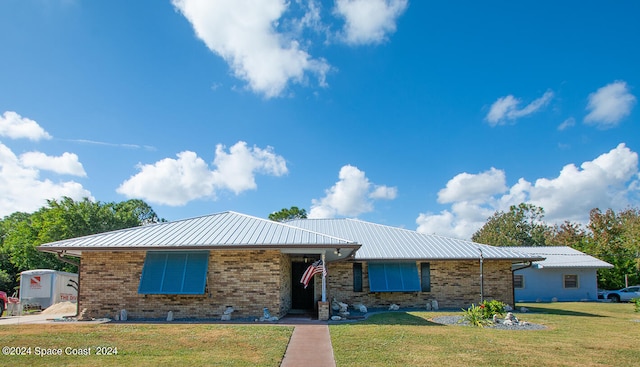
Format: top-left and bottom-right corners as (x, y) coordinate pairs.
(0, 197), (164, 293)
(546, 221), (588, 247)
(585, 208), (640, 289)
(268, 206), (307, 222)
(472, 203), (550, 247)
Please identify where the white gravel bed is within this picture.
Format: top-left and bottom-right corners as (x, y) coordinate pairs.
(431, 315), (547, 330)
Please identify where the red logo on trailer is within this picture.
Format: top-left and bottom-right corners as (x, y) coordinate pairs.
(30, 276), (42, 289)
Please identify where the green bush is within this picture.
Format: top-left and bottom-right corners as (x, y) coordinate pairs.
(632, 298), (640, 313)
(460, 304), (492, 327)
(481, 299), (507, 319)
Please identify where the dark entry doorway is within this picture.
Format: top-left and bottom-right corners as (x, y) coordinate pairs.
(291, 262), (315, 310)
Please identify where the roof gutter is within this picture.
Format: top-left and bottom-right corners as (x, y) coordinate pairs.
(56, 251), (80, 267)
(511, 261), (533, 307)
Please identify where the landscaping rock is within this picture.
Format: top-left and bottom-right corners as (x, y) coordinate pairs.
(432, 315), (546, 330)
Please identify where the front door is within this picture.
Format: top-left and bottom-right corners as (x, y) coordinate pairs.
(291, 262), (315, 310)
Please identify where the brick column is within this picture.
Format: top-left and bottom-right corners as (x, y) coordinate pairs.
(318, 301), (329, 320)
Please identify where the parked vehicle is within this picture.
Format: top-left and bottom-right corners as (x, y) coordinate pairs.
(601, 286), (640, 302)
(0, 291), (7, 315)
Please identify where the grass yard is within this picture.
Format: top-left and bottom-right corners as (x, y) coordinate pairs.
(330, 302), (640, 367)
(0, 303), (638, 366)
(0, 323), (293, 367)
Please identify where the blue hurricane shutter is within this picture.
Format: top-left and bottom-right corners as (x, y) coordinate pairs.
(368, 263), (420, 292)
(385, 263), (404, 290)
(182, 252), (209, 294)
(138, 251), (209, 294)
(401, 263), (421, 291)
(367, 263), (388, 291)
(162, 253), (188, 293)
(138, 252), (167, 293)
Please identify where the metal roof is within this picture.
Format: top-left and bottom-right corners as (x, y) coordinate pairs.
(286, 218), (543, 261)
(513, 247), (613, 269)
(38, 211), (359, 256)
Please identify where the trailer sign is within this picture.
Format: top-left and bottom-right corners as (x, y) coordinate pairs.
(30, 276), (42, 289)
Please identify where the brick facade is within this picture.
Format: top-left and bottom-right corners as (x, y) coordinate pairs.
(79, 250), (287, 320)
(78, 251), (514, 320)
(326, 260), (514, 309)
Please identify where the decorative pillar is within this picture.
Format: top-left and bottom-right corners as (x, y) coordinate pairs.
(321, 251), (327, 302)
(318, 301), (329, 321)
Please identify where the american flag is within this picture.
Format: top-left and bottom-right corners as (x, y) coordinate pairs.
(300, 259), (326, 289)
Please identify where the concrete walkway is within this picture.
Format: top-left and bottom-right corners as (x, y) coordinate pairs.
(280, 324), (336, 367)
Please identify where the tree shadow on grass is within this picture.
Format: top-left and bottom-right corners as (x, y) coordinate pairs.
(359, 312), (445, 326)
(523, 306), (605, 317)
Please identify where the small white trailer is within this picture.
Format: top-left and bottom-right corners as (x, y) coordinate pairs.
(19, 269), (78, 310)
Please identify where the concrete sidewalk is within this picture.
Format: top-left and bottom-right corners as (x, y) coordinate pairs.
(0, 313), (109, 325)
(281, 324), (336, 367)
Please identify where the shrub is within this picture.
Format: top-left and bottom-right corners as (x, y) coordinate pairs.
(481, 299), (506, 319)
(460, 304), (492, 327)
(633, 298), (640, 313)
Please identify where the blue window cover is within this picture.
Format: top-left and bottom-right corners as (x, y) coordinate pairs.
(138, 251), (209, 294)
(368, 262), (421, 292)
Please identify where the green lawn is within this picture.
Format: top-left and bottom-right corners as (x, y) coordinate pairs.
(0, 323), (293, 367)
(330, 302), (640, 367)
(0, 303), (638, 366)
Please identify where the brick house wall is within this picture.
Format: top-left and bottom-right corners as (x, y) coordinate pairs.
(78, 251), (514, 320)
(326, 260), (514, 309)
(79, 250), (287, 320)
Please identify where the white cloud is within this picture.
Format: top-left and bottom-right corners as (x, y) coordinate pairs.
(486, 90), (554, 126)
(584, 81), (636, 128)
(0, 143), (92, 217)
(416, 143), (640, 239)
(370, 184), (398, 200)
(117, 151), (216, 206)
(437, 167), (507, 204)
(557, 117), (575, 131)
(117, 141), (288, 206)
(309, 165), (397, 218)
(333, 0), (408, 45)
(20, 151), (86, 177)
(172, 0), (330, 98)
(528, 143), (638, 222)
(0, 111), (52, 141)
(211, 141), (288, 194)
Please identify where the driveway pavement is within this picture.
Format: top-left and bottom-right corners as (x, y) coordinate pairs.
(0, 312), (108, 325)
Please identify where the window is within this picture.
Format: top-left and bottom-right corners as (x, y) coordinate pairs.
(368, 262), (420, 292)
(513, 274), (524, 289)
(138, 251), (209, 294)
(353, 263), (363, 292)
(420, 263), (431, 292)
(563, 274), (578, 289)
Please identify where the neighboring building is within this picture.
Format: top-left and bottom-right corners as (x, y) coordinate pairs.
(38, 211), (541, 321)
(512, 246), (613, 302)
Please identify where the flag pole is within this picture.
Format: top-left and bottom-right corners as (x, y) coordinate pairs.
(321, 251), (327, 302)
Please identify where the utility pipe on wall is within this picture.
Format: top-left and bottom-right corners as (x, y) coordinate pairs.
(478, 248), (484, 304)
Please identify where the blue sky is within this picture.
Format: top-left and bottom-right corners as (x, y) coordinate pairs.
(0, 0), (638, 239)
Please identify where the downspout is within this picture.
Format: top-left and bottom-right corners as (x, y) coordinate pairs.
(57, 252), (81, 318)
(56, 251), (80, 267)
(511, 261), (533, 308)
(478, 248), (484, 304)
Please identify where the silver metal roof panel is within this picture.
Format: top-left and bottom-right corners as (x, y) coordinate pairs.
(287, 218), (542, 261)
(514, 247), (613, 269)
(38, 211), (359, 254)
